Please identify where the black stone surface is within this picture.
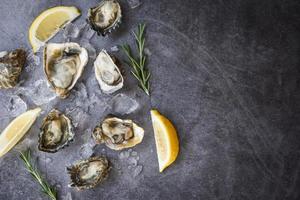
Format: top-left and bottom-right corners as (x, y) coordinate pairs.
(0, 0), (299, 200)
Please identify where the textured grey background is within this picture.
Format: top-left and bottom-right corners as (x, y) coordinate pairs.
(0, 0), (300, 200)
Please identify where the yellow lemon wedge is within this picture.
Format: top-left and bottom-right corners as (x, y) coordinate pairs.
(150, 109), (179, 172)
(0, 108), (41, 157)
(29, 6), (81, 53)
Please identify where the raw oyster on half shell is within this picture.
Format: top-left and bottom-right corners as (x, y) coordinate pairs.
(43, 42), (88, 98)
(38, 109), (74, 153)
(92, 116), (144, 150)
(67, 156), (110, 190)
(87, 0), (122, 36)
(94, 49), (123, 94)
(0, 49), (26, 89)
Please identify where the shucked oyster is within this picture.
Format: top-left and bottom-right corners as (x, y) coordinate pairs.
(38, 109), (74, 153)
(0, 49), (26, 89)
(43, 43), (88, 98)
(67, 156), (110, 190)
(87, 0), (122, 36)
(94, 49), (123, 94)
(92, 116), (144, 150)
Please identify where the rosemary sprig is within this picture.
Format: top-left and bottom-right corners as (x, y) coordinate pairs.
(122, 23), (151, 95)
(19, 149), (57, 200)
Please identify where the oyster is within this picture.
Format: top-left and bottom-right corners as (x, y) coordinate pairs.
(87, 0), (122, 36)
(43, 42), (88, 98)
(94, 49), (123, 94)
(38, 109), (74, 153)
(92, 116), (144, 150)
(0, 49), (26, 89)
(67, 156), (110, 190)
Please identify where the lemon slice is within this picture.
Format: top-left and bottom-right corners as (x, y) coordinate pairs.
(150, 109), (179, 172)
(0, 108), (41, 157)
(29, 6), (81, 53)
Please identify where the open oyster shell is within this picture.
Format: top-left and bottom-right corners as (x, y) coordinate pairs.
(94, 49), (123, 94)
(92, 116), (144, 150)
(43, 42), (88, 98)
(87, 0), (122, 36)
(0, 49), (26, 89)
(67, 156), (110, 190)
(38, 109), (74, 153)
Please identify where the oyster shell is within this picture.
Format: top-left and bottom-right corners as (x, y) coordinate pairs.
(67, 156), (110, 190)
(87, 0), (122, 36)
(92, 116), (144, 150)
(0, 49), (26, 89)
(43, 43), (88, 98)
(94, 49), (123, 94)
(38, 109), (74, 153)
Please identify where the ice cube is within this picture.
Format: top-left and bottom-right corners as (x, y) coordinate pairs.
(110, 45), (119, 52)
(119, 151), (130, 159)
(80, 128), (92, 143)
(128, 157), (137, 167)
(45, 157), (53, 164)
(131, 151), (138, 157)
(25, 51), (40, 72)
(66, 107), (90, 128)
(111, 94), (139, 115)
(0, 94), (27, 118)
(63, 23), (80, 39)
(7, 95), (27, 117)
(144, 47), (152, 56)
(26, 51), (40, 66)
(79, 143), (95, 158)
(127, 0), (142, 9)
(81, 39), (96, 59)
(79, 23), (95, 40)
(64, 192), (72, 200)
(133, 165), (143, 177)
(14, 138), (34, 151)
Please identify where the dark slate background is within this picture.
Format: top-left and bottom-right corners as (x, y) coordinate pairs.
(0, 0), (299, 200)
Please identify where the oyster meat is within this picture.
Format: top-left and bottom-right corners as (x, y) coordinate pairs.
(0, 49), (26, 88)
(94, 49), (123, 94)
(67, 156), (110, 190)
(38, 109), (74, 153)
(92, 116), (144, 150)
(43, 42), (88, 98)
(87, 0), (122, 36)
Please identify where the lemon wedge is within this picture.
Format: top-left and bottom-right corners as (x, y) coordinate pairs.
(0, 108), (41, 157)
(150, 109), (179, 172)
(29, 6), (81, 53)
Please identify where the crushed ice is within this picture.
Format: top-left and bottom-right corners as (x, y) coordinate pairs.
(118, 149), (143, 177)
(63, 23), (80, 40)
(80, 39), (96, 59)
(110, 93), (139, 115)
(18, 79), (57, 106)
(110, 45), (119, 52)
(127, 0), (142, 9)
(0, 93), (27, 118)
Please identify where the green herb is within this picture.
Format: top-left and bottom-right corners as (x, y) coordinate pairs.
(19, 149), (57, 200)
(122, 23), (151, 95)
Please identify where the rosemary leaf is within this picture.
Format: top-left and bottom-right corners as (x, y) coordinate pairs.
(122, 23), (150, 95)
(19, 149), (57, 200)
